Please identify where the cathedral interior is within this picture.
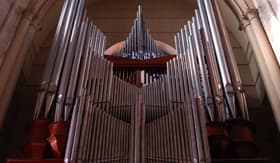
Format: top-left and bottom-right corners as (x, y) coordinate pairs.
(0, 0), (280, 163)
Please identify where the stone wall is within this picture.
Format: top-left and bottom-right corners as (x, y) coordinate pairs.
(219, 1), (280, 161)
(254, 0), (280, 65)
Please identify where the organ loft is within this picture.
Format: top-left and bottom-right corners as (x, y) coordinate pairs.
(0, 0), (280, 163)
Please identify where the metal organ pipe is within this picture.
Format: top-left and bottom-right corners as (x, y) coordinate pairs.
(211, 0), (249, 120)
(46, 0), (80, 119)
(29, 1), (251, 162)
(197, 0), (227, 121)
(33, 0), (70, 119)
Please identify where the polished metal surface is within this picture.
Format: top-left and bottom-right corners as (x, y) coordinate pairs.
(120, 5), (164, 60)
(31, 0), (250, 162)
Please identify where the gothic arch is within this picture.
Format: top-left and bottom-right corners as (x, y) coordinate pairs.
(222, 0), (280, 131)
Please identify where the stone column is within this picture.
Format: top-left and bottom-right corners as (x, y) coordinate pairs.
(0, 0), (49, 127)
(0, 0), (31, 127)
(225, 0), (280, 131)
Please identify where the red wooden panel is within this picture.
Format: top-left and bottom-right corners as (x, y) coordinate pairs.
(7, 158), (272, 163)
(212, 158), (272, 163)
(7, 159), (63, 163)
(104, 55), (176, 68)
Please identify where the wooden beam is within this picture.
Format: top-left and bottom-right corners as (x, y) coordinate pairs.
(104, 55), (176, 68)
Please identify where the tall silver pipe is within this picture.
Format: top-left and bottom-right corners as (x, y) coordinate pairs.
(181, 25), (203, 162)
(69, 90), (86, 162)
(67, 24), (95, 159)
(97, 32), (104, 56)
(212, 0), (249, 120)
(55, 0), (84, 122)
(176, 33), (189, 108)
(192, 11), (215, 121)
(33, 0), (70, 119)
(93, 29), (100, 55)
(101, 36), (106, 56)
(137, 5), (143, 55)
(197, 0), (227, 121)
(188, 21), (209, 162)
(64, 12), (88, 120)
(202, 0), (236, 119)
(45, 0), (79, 117)
(64, 95), (79, 163)
(178, 31), (191, 103)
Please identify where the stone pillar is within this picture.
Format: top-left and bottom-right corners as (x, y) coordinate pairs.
(254, 0), (280, 65)
(0, 0), (49, 127)
(225, 0), (280, 131)
(0, 0), (32, 127)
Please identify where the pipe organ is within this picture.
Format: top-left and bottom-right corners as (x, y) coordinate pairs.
(16, 0), (260, 163)
(120, 6), (165, 60)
